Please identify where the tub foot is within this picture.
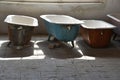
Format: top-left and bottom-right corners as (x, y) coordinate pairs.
(48, 34), (52, 41)
(71, 41), (74, 48)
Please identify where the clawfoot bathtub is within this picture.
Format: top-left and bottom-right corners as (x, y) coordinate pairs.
(40, 14), (83, 47)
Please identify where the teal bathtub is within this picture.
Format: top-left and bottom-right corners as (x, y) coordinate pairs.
(40, 14), (83, 47)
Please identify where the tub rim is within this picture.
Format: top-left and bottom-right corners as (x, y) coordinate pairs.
(40, 14), (84, 25)
(81, 20), (116, 29)
(4, 15), (38, 27)
(107, 14), (120, 23)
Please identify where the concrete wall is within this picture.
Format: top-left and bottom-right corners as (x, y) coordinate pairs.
(0, 0), (120, 35)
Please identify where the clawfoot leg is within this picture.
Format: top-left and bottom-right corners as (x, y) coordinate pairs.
(48, 34), (52, 41)
(71, 41), (74, 48)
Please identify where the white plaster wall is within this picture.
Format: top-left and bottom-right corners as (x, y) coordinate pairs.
(0, 0), (120, 34)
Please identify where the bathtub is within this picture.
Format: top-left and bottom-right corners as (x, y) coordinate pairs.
(80, 20), (116, 47)
(4, 15), (38, 49)
(107, 13), (120, 40)
(40, 14), (83, 47)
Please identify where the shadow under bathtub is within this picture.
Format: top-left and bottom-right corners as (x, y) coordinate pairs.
(0, 42), (34, 58)
(37, 41), (82, 59)
(76, 39), (120, 58)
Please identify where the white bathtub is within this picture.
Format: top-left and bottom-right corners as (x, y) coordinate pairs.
(81, 20), (116, 29)
(40, 14), (83, 24)
(4, 15), (38, 27)
(4, 15), (38, 49)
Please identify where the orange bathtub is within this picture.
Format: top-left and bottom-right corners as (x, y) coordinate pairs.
(80, 20), (116, 48)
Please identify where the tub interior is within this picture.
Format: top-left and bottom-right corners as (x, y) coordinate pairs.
(81, 20), (116, 29)
(4, 15), (38, 27)
(40, 14), (83, 24)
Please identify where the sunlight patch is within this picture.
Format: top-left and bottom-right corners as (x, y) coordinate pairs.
(0, 40), (9, 47)
(22, 55), (46, 60)
(0, 58), (21, 60)
(75, 56), (96, 60)
(34, 49), (44, 55)
(34, 44), (39, 48)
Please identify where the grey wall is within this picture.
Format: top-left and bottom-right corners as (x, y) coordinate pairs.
(0, 0), (120, 34)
